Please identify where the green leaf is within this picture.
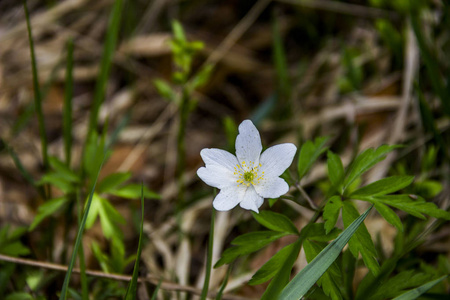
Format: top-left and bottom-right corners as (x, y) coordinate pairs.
(302, 223), (341, 242)
(125, 184), (145, 300)
(49, 156), (80, 183)
(98, 196), (126, 239)
(252, 211), (299, 234)
(153, 79), (175, 101)
(261, 239), (302, 300)
(215, 231), (288, 267)
(5, 292), (34, 300)
(37, 173), (74, 193)
(84, 193), (101, 229)
(29, 197), (70, 231)
(342, 202), (380, 276)
(327, 151), (345, 192)
(350, 176), (414, 197)
(298, 137), (329, 179)
(249, 242), (299, 285)
(303, 240), (343, 300)
(362, 194), (450, 220)
(110, 184), (160, 200)
(392, 275), (447, 300)
(279, 206), (373, 300)
(97, 172), (132, 193)
(323, 196), (343, 234)
(374, 202), (403, 232)
(343, 145), (399, 192)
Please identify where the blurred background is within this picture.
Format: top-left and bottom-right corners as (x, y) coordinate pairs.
(0, 0), (449, 299)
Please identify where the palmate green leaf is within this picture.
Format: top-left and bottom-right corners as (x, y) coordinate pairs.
(323, 196), (343, 234)
(261, 239), (302, 300)
(342, 202), (380, 276)
(109, 184), (160, 200)
(392, 275), (447, 300)
(37, 173), (74, 194)
(350, 176), (414, 197)
(358, 194), (450, 220)
(343, 145), (400, 192)
(298, 136), (329, 180)
(373, 202), (403, 231)
(327, 151), (344, 192)
(98, 196), (126, 239)
(125, 184), (145, 300)
(249, 241), (300, 285)
(97, 172), (132, 193)
(215, 231), (288, 267)
(303, 240), (342, 300)
(252, 211), (299, 234)
(29, 197), (70, 231)
(279, 206), (373, 300)
(48, 156), (80, 183)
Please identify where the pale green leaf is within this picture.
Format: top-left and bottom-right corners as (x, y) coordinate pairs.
(110, 184), (160, 200)
(97, 172), (131, 193)
(29, 197), (69, 231)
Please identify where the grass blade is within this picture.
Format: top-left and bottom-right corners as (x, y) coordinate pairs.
(279, 206), (373, 300)
(215, 266), (231, 300)
(87, 0), (124, 138)
(392, 275), (447, 300)
(23, 0), (48, 169)
(200, 209), (215, 300)
(59, 158), (105, 300)
(150, 280), (162, 300)
(124, 183), (145, 299)
(63, 39), (74, 166)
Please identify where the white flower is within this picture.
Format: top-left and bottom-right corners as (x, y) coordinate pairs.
(197, 120), (297, 213)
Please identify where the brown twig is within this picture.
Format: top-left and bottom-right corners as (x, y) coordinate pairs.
(0, 254), (253, 300)
(295, 182), (318, 210)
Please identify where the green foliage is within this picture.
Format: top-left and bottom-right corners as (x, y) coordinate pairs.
(85, 193), (125, 239)
(215, 231), (290, 267)
(279, 207), (373, 300)
(125, 186), (144, 299)
(342, 202), (380, 276)
(252, 210), (299, 234)
(0, 226), (30, 257)
(323, 196), (343, 234)
(108, 184), (160, 200)
(298, 136), (329, 180)
(392, 275), (448, 300)
(29, 197), (70, 231)
(327, 151), (345, 192)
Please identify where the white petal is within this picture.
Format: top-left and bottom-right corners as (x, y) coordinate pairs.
(254, 176), (289, 198)
(259, 143), (297, 177)
(239, 185), (264, 213)
(197, 167), (236, 189)
(213, 185), (247, 211)
(200, 148), (239, 172)
(235, 120), (262, 168)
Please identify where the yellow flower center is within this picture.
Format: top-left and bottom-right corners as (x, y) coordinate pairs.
(234, 161), (265, 187)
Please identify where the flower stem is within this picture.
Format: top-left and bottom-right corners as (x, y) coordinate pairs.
(176, 87), (190, 209)
(201, 202), (216, 300)
(295, 182), (318, 210)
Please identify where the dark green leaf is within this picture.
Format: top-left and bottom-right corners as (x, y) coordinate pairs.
(303, 223), (341, 242)
(97, 172), (132, 193)
(374, 202), (403, 232)
(29, 197), (70, 231)
(350, 176), (414, 198)
(342, 202), (380, 276)
(327, 151), (344, 191)
(279, 206), (373, 299)
(323, 196), (343, 234)
(249, 242), (299, 285)
(298, 137), (329, 179)
(392, 275), (447, 300)
(252, 211), (299, 234)
(215, 231), (288, 267)
(261, 239), (302, 300)
(343, 145), (399, 192)
(5, 292), (34, 300)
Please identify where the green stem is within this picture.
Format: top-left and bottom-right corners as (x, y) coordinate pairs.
(201, 207), (216, 300)
(175, 88), (190, 209)
(63, 38), (74, 166)
(23, 0), (49, 171)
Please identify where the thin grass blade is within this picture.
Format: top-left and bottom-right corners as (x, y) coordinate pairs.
(63, 39), (74, 166)
(150, 280), (162, 300)
(59, 158), (105, 300)
(215, 266), (231, 300)
(124, 183), (145, 299)
(87, 0), (124, 138)
(23, 0), (48, 169)
(279, 206), (373, 300)
(392, 275), (447, 300)
(200, 209), (215, 300)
